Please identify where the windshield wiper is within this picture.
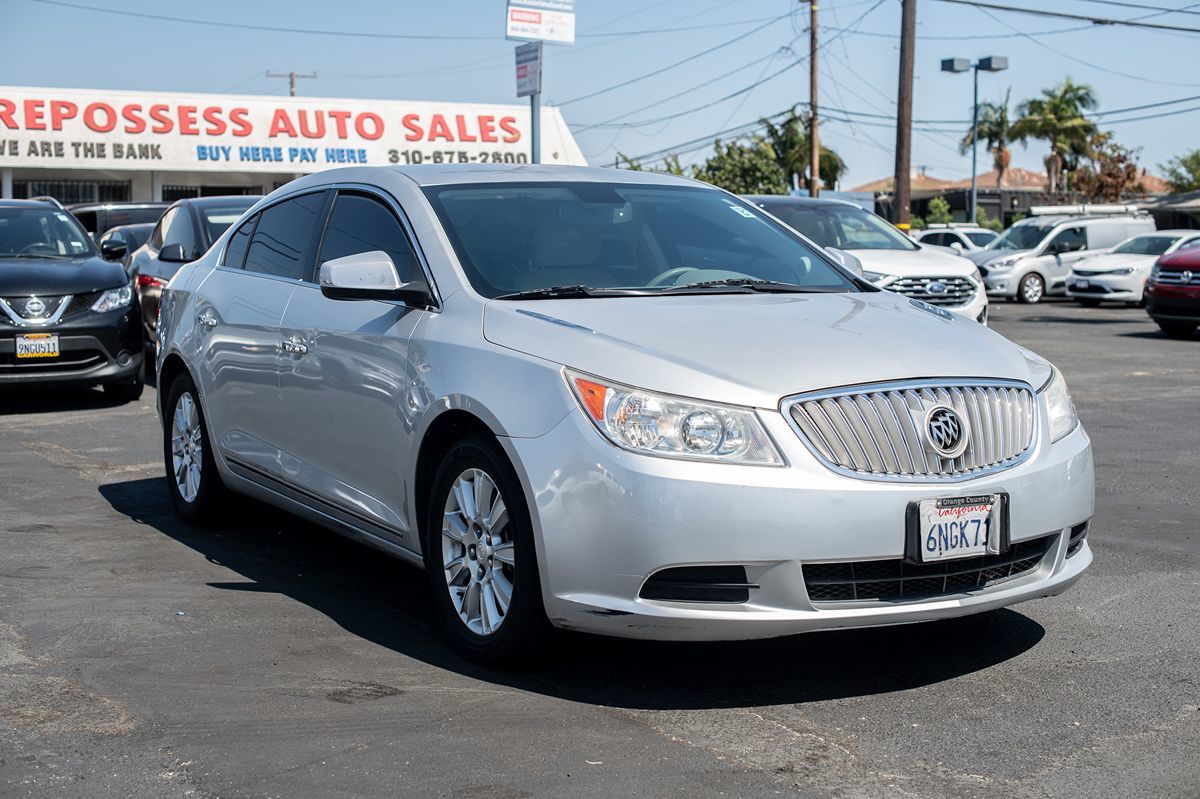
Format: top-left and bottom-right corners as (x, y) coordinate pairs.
(10, 252), (68, 259)
(495, 284), (631, 300)
(660, 278), (813, 294)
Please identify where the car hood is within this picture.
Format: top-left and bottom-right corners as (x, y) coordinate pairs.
(1073, 252), (1157, 272)
(844, 246), (974, 277)
(0, 256), (127, 296)
(966, 248), (1032, 266)
(484, 291), (1037, 409)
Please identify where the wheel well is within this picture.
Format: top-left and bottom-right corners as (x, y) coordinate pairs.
(414, 410), (498, 543)
(157, 354), (188, 417)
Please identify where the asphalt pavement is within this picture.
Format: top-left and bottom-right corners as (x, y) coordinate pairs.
(1, 299), (1197, 799)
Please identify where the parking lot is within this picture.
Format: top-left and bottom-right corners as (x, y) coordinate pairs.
(0, 299), (1197, 799)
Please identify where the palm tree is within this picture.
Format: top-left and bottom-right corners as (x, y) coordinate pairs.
(961, 88), (1020, 188)
(760, 109), (846, 191)
(1012, 78), (1098, 193)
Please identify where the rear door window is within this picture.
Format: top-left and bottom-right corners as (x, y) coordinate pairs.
(243, 192), (325, 280)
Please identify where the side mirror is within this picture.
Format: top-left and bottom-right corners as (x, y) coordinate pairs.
(100, 239), (127, 260)
(158, 243), (190, 263)
(825, 247), (863, 277)
(319, 250), (433, 305)
(950, 241), (964, 253)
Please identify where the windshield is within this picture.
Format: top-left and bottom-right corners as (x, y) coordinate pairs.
(200, 201), (257, 246)
(759, 202), (918, 251)
(987, 224), (1052, 251)
(422, 183), (860, 298)
(1112, 235), (1178, 256)
(0, 206), (95, 258)
(966, 231), (997, 247)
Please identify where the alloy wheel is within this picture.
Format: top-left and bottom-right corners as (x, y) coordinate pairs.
(1021, 274), (1044, 303)
(441, 468), (515, 636)
(171, 392), (203, 503)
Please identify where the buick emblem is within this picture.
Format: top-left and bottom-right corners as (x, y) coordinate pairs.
(926, 281), (949, 295)
(1183, 270), (1194, 284)
(925, 406), (969, 458)
(23, 297), (47, 317)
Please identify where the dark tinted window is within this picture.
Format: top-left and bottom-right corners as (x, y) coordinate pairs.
(318, 193), (423, 282)
(923, 232), (947, 246)
(161, 205), (199, 257)
(244, 193), (324, 280)
(223, 215), (255, 268)
(966, 231), (996, 247)
(73, 210), (98, 236)
(1051, 226), (1085, 252)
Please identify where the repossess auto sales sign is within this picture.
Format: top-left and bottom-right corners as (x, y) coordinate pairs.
(0, 86), (586, 172)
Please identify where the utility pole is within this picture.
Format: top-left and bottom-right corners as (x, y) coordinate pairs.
(266, 70), (317, 97)
(892, 0), (916, 225)
(808, 1), (820, 197)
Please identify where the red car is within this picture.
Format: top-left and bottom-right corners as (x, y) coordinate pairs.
(1146, 245), (1200, 339)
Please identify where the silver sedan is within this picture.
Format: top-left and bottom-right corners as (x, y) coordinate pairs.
(156, 165), (1094, 663)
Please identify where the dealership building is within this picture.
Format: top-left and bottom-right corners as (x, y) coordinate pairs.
(0, 86), (586, 204)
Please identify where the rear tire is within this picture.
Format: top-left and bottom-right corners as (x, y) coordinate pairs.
(103, 363), (144, 403)
(423, 436), (548, 664)
(1017, 273), (1045, 304)
(1157, 321), (1198, 339)
(163, 372), (228, 524)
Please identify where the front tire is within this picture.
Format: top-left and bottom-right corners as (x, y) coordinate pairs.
(1157, 321), (1197, 339)
(163, 372), (228, 523)
(1018, 273), (1045, 304)
(423, 436), (547, 664)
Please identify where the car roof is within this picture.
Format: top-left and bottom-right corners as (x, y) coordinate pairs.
(0, 199), (66, 209)
(67, 201), (168, 211)
(1016, 213), (1149, 226)
(174, 195), (262, 208)
(105, 222), (157, 232)
(743, 194), (860, 208)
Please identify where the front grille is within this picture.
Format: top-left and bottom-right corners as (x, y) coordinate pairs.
(1154, 271), (1200, 285)
(803, 533), (1056, 602)
(1071, 284), (1112, 294)
(63, 291), (102, 317)
(888, 276), (977, 307)
(785, 381), (1035, 480)
(639, 565), (755, 603)
(0, 295), (69, 322)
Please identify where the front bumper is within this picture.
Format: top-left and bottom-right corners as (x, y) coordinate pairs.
(1146, 286), (1200, 322)
(508, 405), (1093, 641)
(1066, 274), (1144, 302)
(0, 307), (144, 386)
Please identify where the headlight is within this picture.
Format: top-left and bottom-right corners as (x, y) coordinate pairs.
(1149, 264), (1162, 282)
(989, 257), (1019, 270)
(1039, 366), (1078, 444)
(91, 281), (134, 313)
(970, 268), (984, 286)
(1110, 267), (1135, 275)
(862, 270), (896, 286)
(566, 370), (783, 465)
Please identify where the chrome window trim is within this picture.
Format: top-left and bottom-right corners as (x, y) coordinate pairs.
(0, 295), (72, 327)
(780, 377), (1039, 483)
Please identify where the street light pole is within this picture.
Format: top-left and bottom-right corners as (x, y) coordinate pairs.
(941, 55), (1007, 224)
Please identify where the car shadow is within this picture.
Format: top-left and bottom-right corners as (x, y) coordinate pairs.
(0, 385), (133, 415)
(99, 476), (1046, 711)
(1120, 330), (1198, 341)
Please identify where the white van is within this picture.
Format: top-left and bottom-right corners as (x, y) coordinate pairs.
(966, 206), (1156, 303)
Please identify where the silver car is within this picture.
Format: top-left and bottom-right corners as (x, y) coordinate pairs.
(157, 165), (1094, 663)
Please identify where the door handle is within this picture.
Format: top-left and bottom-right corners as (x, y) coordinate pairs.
(282, 335), (308, 355)
(197, 311), (217, 328)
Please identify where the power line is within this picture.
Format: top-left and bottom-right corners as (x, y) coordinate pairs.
(930, 0), (1200, 32)
(1072, 0), (1200, 15)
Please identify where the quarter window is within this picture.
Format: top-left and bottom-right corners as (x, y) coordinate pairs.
(223, 215), (255, 268)
(318, 193), (423, 283)
(243, 193), (325, 280)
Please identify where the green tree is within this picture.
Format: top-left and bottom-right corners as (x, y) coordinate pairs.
(615, 152), (685, 176)
(692, 139), (788, 194)
(1161, 149), (1200, 193)
(975, 205), (1003, 232)
(961, 88), (1020, 187)
(1012, 78), (1098, 193)
(1072, 131), (1143, 202)
(926, 196), (952, 224)
(760, 109), (846, 191)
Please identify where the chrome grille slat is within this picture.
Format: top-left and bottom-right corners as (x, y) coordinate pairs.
(887, 276), (977, 307)
(785, 380), (1036, 481)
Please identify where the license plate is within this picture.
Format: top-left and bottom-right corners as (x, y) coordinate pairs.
(1074, 280), (1090, 289)
(15, 333), (59, 359)
(916, 494), (999, 562)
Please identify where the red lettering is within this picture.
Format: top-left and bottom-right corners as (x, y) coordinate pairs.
(355, 112), (383, 140)
(229, 107), (252, 137)
(402, 114), (423, 142)
(328, 109), (351, 138)
(202, 106), (227, 136)
(23, 100), (45, 131)
(177, 105), (199, 135)
(268, 109), (297, 138)
(499, 116), (520, 143)
(427, 114), (453, 142)
(49, 100), (77, 130)
(455, 115), (478, 143)
(297, 109), (325, 139)
(149, 104), (173, 133)
(122, 104), (146, 134)
(0, 99), (16, 129)
(83, 102), (116, 133)
(478, 115), (497, 143)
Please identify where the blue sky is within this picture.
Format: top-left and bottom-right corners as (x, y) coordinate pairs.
(3, 0), (1198, 187)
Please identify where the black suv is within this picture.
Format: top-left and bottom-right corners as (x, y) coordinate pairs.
(0, 200), (144, 400)
(68, 202), (168, 242)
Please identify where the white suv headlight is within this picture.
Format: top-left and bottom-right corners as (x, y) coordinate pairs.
(862, 270), (896, 286)
(567, 370), (783, 465)
(91, 281), (134, 313)
(1039, 366), (1078, 443)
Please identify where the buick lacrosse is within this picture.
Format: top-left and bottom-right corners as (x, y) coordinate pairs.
(157, 165), (1093, 662)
